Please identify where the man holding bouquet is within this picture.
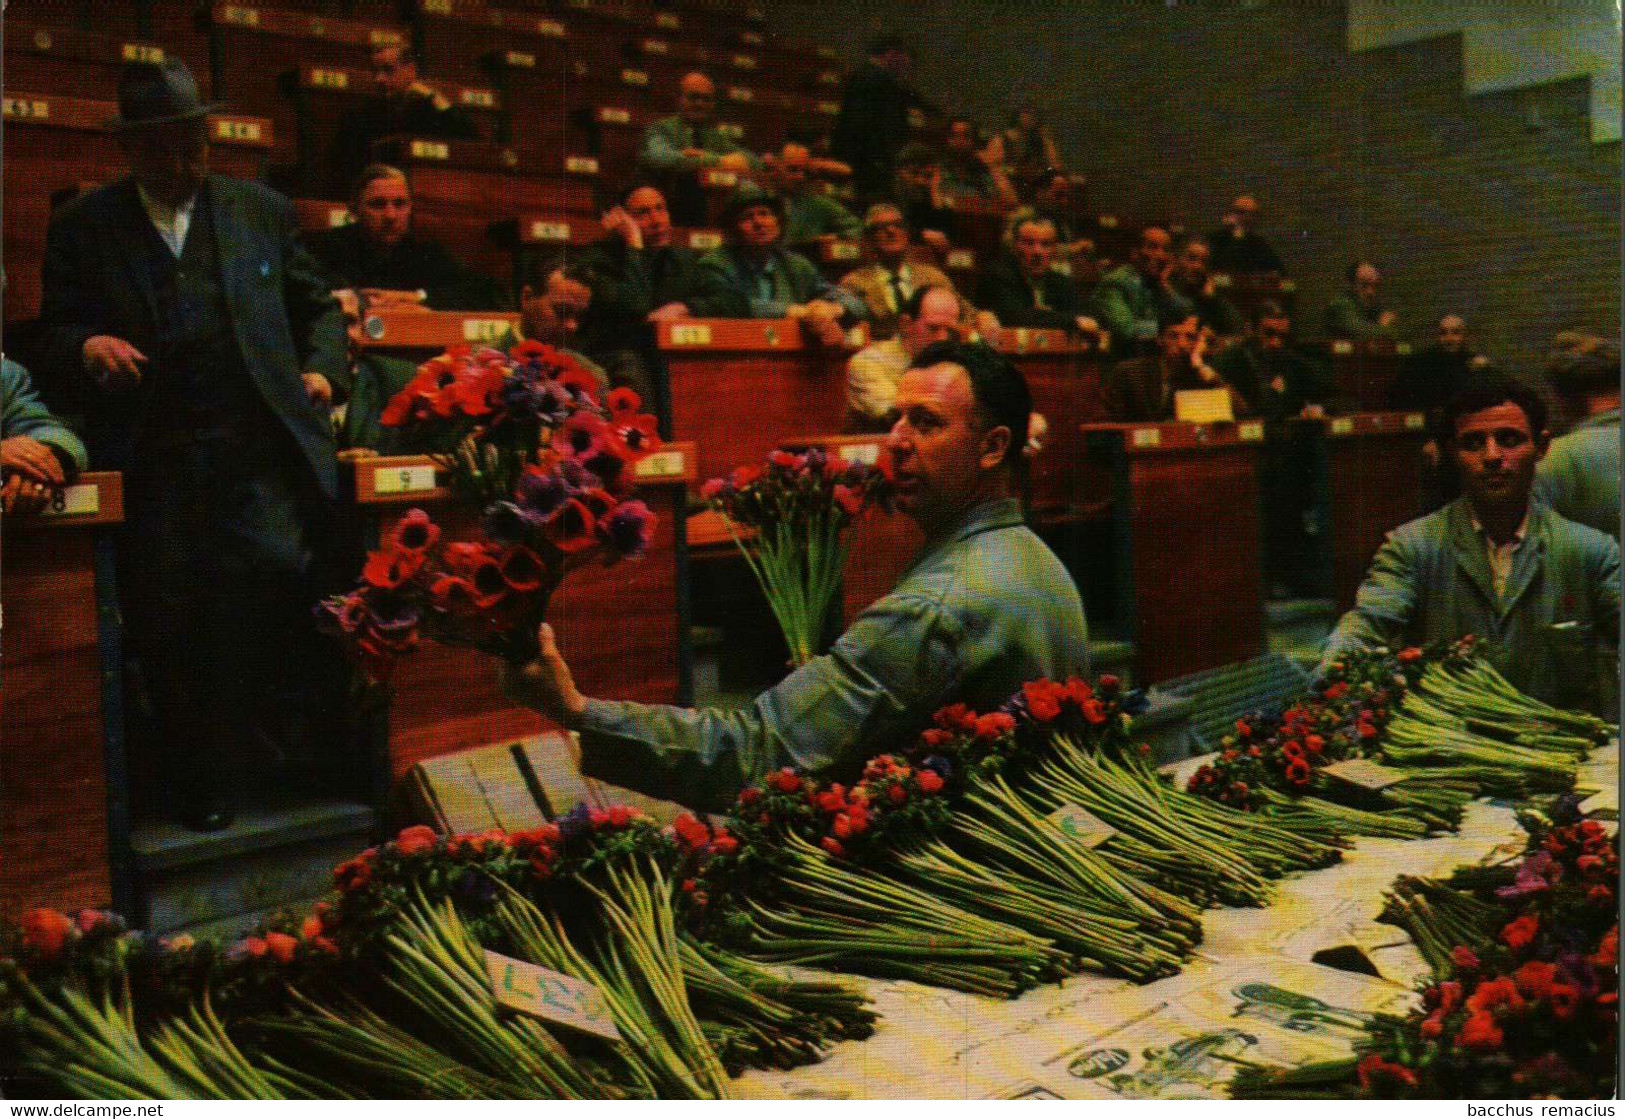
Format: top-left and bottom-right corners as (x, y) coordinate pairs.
(504, 342), (1089, 811)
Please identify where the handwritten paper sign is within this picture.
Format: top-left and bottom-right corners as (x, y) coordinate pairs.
(1045, 804), (1117, 850)
(485, 951), (621, 1042)
(1322, 758), (1409, 791)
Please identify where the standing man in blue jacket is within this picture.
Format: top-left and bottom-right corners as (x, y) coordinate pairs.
(41, 60), (353, 831)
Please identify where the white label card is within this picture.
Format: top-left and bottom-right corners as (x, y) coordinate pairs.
(598, 107), (631, 124)
(484, 951), (621, 1042)
(1330, 417), (1354, 436)
(1403, 413), (1425, 430)
(123, 44), (165, 63)
(669, 324), (712, 346)
(41, 483), (101, 518)
(1322, 758), (1409, 790)
(1045, 804), (1116, 849)
(634, 450), (686, 479)
(462, 318), (510, 342)
(1131, 428), (1162, 449)
(1238, 421), (1264, 442)
(373, 465), (437, 495)
(837, 443), (881, 465)
(530, 221), (571, 242)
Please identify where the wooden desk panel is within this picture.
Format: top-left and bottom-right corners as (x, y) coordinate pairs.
(1294, 411), (1430, 612)
(658, 319), (858, 486)
(0, 473), (125, 918)
(991, 328), (1106, 515)
(1323, 339), (1413, 414)
(1084, 424), (1266, 684)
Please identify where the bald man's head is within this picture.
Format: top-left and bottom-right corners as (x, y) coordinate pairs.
(678, 72), (716, 124)
(1438, 314), (1468, 353)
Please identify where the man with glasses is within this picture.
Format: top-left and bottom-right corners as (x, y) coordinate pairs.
(838, 203), (988, 339)
(1321, 376), (1619, 712)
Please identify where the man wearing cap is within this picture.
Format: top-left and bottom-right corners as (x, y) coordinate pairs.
(838, 203), (989, 340)
(41, 60), (353, 832)
(688, 184), (867, 347)
(637, 71), (761, 227)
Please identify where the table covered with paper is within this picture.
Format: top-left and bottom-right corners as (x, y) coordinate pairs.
(727, 745), (1619, 1101)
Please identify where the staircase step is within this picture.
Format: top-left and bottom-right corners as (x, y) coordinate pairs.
(132, 798), (376, 934)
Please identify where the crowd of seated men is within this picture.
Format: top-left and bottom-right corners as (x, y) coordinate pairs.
(5, 16), (1620, 832)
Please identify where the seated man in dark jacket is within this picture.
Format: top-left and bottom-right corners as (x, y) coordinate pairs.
(1103, 311), (1246, 422)
(328, 44), (479, 198)
(306, 164), (506, 311)
(1214, 301), (1335, 424)
(974, 215), (1102, 341)
(573, 181), (703, 406)
(689, 184), (867, 347)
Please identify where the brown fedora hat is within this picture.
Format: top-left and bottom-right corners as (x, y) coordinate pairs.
(107, 58), (221, 130)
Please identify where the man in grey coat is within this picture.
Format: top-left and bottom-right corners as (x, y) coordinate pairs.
(1321, 376), (1619, 714)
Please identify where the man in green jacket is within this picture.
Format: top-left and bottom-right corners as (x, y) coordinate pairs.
(637, 71), (761, 226)
(688, 184), (867, 346)
(1, 356), (88, 513)
(1535, 345), (1619, 541)
(503, 341), (1090, 811)
(1321, 376), (1619, 714)
(1089, 225), (1178, 356)
(771, 142), (863, 248)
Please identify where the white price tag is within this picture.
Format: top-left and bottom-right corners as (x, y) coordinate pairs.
(634, 450), (686, 479)
(485, 951), (621, 1042)
(669, 324), (712, 346)
(1322, 758), (1409, 791)
(1045, 804), (1116, 849)
(372, 465), (437, 495)
(529, 220), (571, 242)
(41, 483), (101, 518)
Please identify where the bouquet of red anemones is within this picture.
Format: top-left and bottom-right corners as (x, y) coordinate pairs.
(700, 446), (891, 668)
(377, 342), (660, 506)
(318, 344), (663, 680)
